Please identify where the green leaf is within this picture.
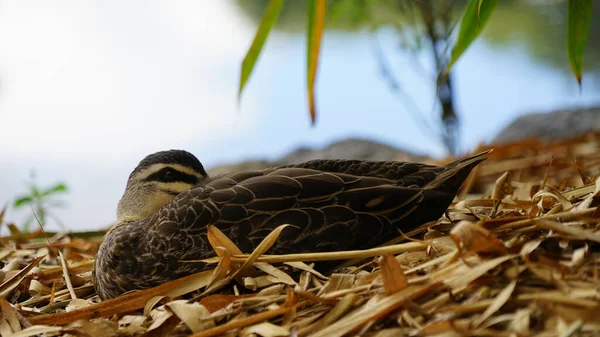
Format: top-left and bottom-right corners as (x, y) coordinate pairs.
(238, 0), (285, 102)
(14, 196), (33, 207)
(445, 0), (497, 75)
(567, 0), (593, 86)
(307, 0), (326, 125)
(478, 0), (484, 24)
(30, 184), (41, 199)
(328, 0), (353, 22)
(41, 183), (68, 197)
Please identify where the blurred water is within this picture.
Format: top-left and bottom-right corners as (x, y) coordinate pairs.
(0, 1), (599, 231)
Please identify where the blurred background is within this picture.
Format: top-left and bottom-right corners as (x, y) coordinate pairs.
(1, 0), (599, 231)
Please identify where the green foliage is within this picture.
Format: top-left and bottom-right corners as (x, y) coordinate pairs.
(235, 0), (600, 72)
(238, 0), (285, 102)
(567, 0), (593, 85)
(307, 0), (326, 124)
(238, 0), (326, 124)
(236, 0), (596, 154)
(445, 0), (498, 75)
(12, 171), (68, 232)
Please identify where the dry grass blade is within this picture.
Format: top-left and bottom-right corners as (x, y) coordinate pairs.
(451, 221), (508, 255)
(546, 185), (574, 210)
(166, 300), (215, 332)
(0, 297), (20, 332)
(196, 226), (296, 298)
(198, 293), (256, 313)
(518, 291), (598, 308)
(7, 325), (64, 337)
(492, 171), (511, 200)
(563, 180), (597, 199)
(494, 207), (596, 231)
(318, 274), (357, 297)
(405, 249), (457, 275)
(438, 254), (518, 290)
(0, 318), (11, 336)
(284, 261), (328, 280)
(231, 224), (292, 279)
(473, 279), (517, 328)
(207, 225), (243, 256)
(0, 255), (45, 298)
(241, 322), (290, 337)
(39, 260), (94, 279)
(559, 320), (584, 337)
(307, 292), (356, 333)
(534, 187), (573, 211)
(206, 247), (232, 288)
(189, 301), (308, 337)
(542, 303), (600, 323)
(254, 262), (297, 286)
(311, 283), (437, 337)
(225, 241), (427, 264)
(28, 269), (213, 325)
(143, 296), (169, 317)
(58, 250), (77, 300)
(535, 219), (600, 243)
(145, 313), (180, 337)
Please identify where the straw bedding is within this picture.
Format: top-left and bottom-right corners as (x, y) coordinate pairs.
(2, 133), (600, 337)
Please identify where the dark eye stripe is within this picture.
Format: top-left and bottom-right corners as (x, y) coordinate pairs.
(144, 167), (199, 185)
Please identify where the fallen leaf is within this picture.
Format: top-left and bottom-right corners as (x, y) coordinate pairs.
(241, 321), (290, 337)
(380, 254), (408, 296)
(167, 300), (215, 333)
(450, 221), (508, 255)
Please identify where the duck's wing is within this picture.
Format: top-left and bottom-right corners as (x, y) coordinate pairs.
(274, 150), (490, 190)
(159, 168), (416, 257)
(153, 151), (489, 259)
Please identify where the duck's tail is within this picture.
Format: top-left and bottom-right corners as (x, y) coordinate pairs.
(424, 149), (492, 192)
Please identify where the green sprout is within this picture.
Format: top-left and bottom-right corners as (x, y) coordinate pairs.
(13, 170), (68, 232)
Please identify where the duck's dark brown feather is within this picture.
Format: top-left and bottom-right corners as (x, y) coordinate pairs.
(93, 151), (489, 299)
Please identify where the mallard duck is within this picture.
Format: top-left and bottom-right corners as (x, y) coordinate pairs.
(93, 149), (489, 300)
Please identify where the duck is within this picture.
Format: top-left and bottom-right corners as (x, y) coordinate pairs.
(92, 149), (489, 300)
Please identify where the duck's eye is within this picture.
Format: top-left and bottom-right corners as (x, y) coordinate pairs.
(160, 168), (177, 181)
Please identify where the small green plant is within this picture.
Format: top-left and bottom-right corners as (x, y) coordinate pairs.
(13, 170), (68, 232)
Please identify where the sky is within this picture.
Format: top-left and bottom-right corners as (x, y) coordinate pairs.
(1, 1), (599, 231)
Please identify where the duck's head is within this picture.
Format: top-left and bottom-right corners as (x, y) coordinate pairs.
(116, 149), (208, 223)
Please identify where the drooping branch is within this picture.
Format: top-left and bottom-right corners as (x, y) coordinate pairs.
(416, 0), (460, 155)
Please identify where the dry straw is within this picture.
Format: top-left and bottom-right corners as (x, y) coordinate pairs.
(2, 132), (600, 336)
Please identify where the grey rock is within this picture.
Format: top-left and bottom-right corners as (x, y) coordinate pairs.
(208, 138), (424, 176)
(277, 138), (424, 164)
(494, 106), (600, 144)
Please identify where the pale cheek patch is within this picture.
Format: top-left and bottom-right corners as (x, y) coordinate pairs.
(146, 191), (178, 214)
(157, 181), (194, 194)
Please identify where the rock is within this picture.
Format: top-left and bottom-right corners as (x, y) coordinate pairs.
(208, 138), (424, 175)
(208, 160), (273, 176)
(277, 138), (424, 164)
(493, 106), (600, 144)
